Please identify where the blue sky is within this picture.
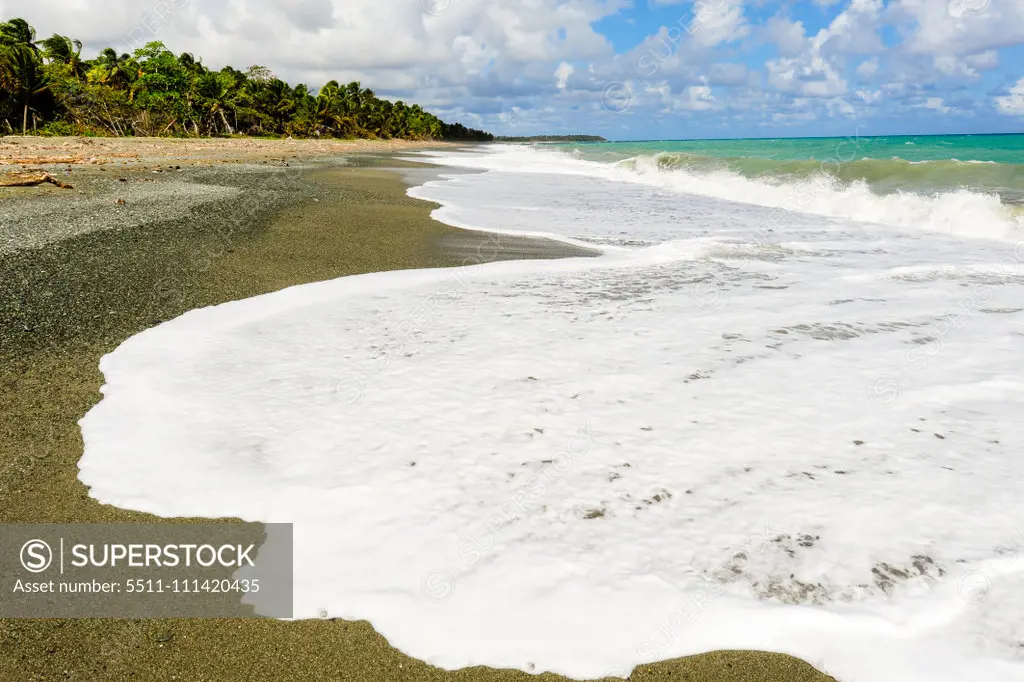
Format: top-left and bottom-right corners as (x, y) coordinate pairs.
(4, 0), (1024, 140)
(524, 0), (1024, 140)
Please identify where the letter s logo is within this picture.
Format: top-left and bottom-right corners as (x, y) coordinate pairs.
(20, 539), (53, 573)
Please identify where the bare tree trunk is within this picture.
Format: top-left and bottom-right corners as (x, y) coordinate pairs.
(98, 100), (119, 136)
(218, 109), (234, 135)
(22, 103), (28, 135)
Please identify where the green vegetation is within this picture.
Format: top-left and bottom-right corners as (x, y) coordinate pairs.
(496, 135), (606, 143)
(0, 17), (492, 141)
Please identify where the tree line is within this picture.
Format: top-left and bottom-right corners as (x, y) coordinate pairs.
(496, 135), (606, 142)
(0, 17), (493, 141)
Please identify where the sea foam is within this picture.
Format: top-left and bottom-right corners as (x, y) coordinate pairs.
(411, 145), (1023, 242)
(79, 145), (1024, 681)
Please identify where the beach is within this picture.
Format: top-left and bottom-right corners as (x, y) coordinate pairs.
(0, 137), (836, 682)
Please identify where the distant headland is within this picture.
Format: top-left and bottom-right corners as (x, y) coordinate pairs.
(495, 135), (608, 143)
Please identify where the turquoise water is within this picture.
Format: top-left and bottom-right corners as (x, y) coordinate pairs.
(558, 134), (1024, 164)
(553, 134), (1024, 201)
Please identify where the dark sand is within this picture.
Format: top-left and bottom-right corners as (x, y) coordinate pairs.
(0, 145), (837, 682)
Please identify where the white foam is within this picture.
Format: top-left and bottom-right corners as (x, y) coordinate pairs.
(408, 145), (1023, 242)
(79, 146), (1024, 681)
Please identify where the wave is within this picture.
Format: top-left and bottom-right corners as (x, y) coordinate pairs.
(617, 152), (1024, 240)
(421, 146), (1024, 242)
(620, 151), (1024, 197)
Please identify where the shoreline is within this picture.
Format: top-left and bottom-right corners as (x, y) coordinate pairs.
(0, 139), (834, 681)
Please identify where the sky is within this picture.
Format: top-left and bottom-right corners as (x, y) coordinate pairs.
(2, 0), (1024, 140)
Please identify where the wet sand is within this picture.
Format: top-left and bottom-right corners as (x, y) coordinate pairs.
(0, 139), (836, 682)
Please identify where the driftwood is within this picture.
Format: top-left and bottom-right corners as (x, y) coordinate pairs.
(0, 171), (74, 189)
(8, 156), (81, 165)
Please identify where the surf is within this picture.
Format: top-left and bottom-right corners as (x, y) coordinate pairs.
(417, 145), (1024, 242)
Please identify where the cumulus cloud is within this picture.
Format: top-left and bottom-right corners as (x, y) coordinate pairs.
(856, 57), (879, 79)
(674, 82), (717, 111)
(856, 88), (882, 103)
(555, 61), (574, 90)
(917, 96), (951, 114)
(764, 15), (807, 57)
(1, 0), (1020, 135)
(965, 50), (998, 70)
(894, 0), (1024, 56)
(0, 0), (620, 91)
(995, 78), (1024, 116)
(764, 0), (884, 99)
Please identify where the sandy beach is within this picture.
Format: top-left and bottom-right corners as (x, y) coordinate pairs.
(0, 137), (835, 682)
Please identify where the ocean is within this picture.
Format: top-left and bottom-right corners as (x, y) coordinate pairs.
(79, 137), (1024, 682)
(558, 134), (1024, 205)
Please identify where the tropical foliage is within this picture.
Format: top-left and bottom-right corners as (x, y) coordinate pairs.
(496, 135), (607, 142)
(0, 17), (492, 141)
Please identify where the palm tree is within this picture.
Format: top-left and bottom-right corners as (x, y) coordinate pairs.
(0, 42), (48, 134)
(194, 70), (238, 134)
(262, 78), (295, 128)
(40, 34), (85, 78)
(214, 66), (248, 131)
(89, 48), (135, 87)
(0, 16), (494, 141)
(0, 18), (36, 50)
(345, 81), (362, 113)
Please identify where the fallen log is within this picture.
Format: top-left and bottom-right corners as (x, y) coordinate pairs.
(0, 171), (74, 189)
(7, 156), (82, 165)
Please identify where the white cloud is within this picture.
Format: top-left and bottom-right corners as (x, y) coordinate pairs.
(452, 36), (497, 76)
(856, 88), (882, 103)
(824, 95), (858, 117)
(767, 53), (848, 97)
(0, 0), (621, 96)
(690, 0), (751, 48)
(965, 50), (998, 70)
(2, 0), (1020, 135)
(818, 0), (884, 55)
(856, 57), (879, 78)
(674, 82), (717, 111)
(764, 15), (807, 57)
(933, 54), (978, 79)
(764, 0), (884, 98)
(555, 61), (574, 90)
(917, 96), (952, 114)
(894, 0), (1024, 56)
(707, 62), (749, 86)
(995, 77), (1024, 116)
